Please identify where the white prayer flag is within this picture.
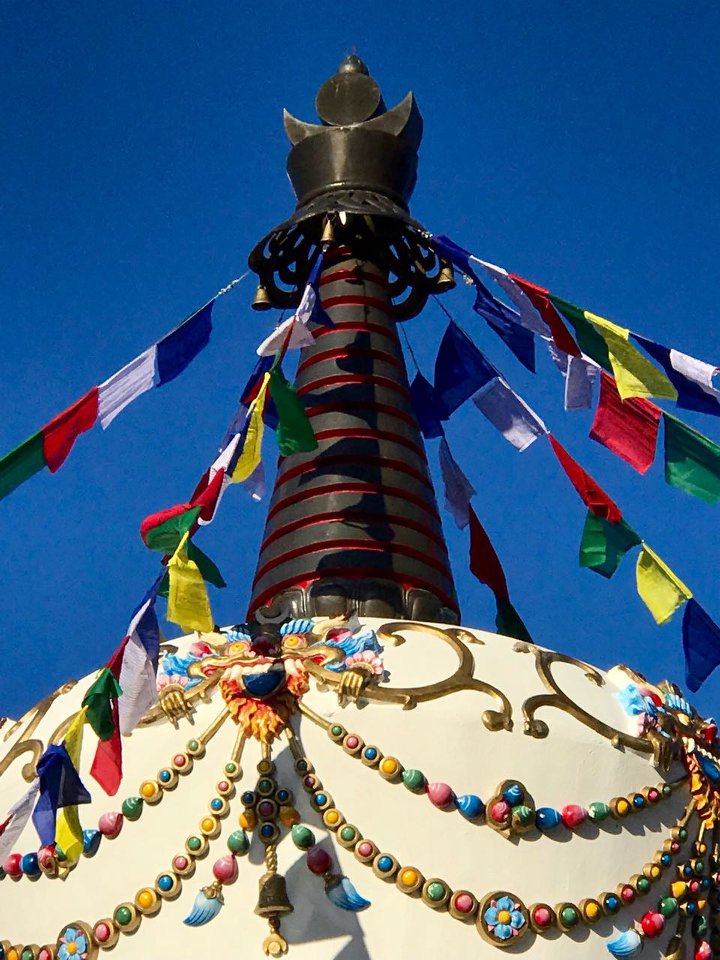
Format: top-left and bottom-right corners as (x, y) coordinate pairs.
(670, 349), (720, 400)
(256, 315), (315, 357)
(0, 780), (40, 861)
(476, 259), (551, 337)
(439, 438), (475, 529)
(473, 377), (547, 451)
(98, 346), (157, 429)
(118, 633), (158, 736)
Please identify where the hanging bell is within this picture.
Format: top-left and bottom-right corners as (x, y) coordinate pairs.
(252, 283), (273, 311)
(321, 218), (335, 244)
(436, 262), (456, 292)
(255, 872), (294, 917)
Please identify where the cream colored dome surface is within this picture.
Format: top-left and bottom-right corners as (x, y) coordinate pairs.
(0, 616), (716, 960)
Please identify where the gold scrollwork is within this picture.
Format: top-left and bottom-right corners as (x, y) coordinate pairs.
(305, 621), (513, 732)
(0, 680), (79, 783)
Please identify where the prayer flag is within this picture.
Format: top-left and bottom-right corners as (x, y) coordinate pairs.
(232, 374), (269, 482)
(483, 313), (536, 373)
(468, 505), (509, 599)
(269, 367), (318, 456)
(83, 667), (123, 741)
(636, 544), (692, 625)
(41, 387), (99, 472)
(155, 301), (213, 387)
(243, 461), (266, 502)
(633, 334), (720, 416)
(548, 434), (622, 523)
(190, 466), (226, 525)
(579, 511), (641, 579)
(663, 413), (720, 503)
(0, 780), (40, 862)
(439, 438), (475, 529)
(472, 377), (547, 451)
(683, 599), (720, 692)
(32, 744), (91, 847)
(167, 535), (214, 633)
(410, 372), (445, 440)
(303, 254), (334, 328)
(590, 372), (661, 474)
(90, 701), (122, 796)
(55, 708), (87, 861)
(97, 347), (157, 428)
(141, 503), (201, 552)
(434, 321), (497, 419)
(0, 432), (45, 502)
(495, 596), (533, 644)
(585, 313), (677, 401)
(118, 595), (161, 737)
(549, 346), (598, 410)
(549, 295), (611, 370)
(509, 277), (580, 356)
(185, 540), (226, 588)
(478, 261), (551, 336)
(256, 315), (315, 357)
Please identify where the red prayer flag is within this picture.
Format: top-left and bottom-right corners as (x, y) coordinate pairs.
(41, 387), (99, 473)
(468, 506), (509, 600)
(548, 434), (623, 523)
(509, 275), (581, 357)
(90, 705), (122, 796)
(590, 372), (661, 474)
(191, 466), (226, 523)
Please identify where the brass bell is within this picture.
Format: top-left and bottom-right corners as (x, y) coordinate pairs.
(321, 218), (335, 244)
(255, 872), (294, 917)
(436, 262), (456, 292)
(252, 283), (273, 311)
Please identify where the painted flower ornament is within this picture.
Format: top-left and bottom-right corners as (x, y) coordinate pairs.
(57, 925), (89, 960)
(483, 895), (526, 943)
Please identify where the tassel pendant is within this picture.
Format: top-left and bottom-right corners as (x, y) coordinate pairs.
(324, 874), (371, 912)
(183, 881), (224, 926)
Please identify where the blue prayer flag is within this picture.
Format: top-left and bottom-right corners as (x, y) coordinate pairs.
(683, 598), (720, 692)
(484, 314), (536, 373)
(434, 321), (498, 419)
(410, 373), (445, 439)
(155, 301), (214, 387)
(633, 334), (720, 416)
(32, 744), (91, 846)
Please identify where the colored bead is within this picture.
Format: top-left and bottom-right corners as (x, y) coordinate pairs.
(693, 915), (709, 939)
(98, 811), (124, 838)
(173, 855), (190, 871)
(307, 846), (332, 875)
(279, 805), (299, 826)
(227, 830), (249, 855)
(38, 950), (53, 960)
(121, 796), (143, 821)
(603, 895), (620, 914)
(561, 804), (586, 828)
(356, 841), (374, 858)
(210, 798), (224, 812)
(173, 754), (187, 768)
(427, 782), (455, 810)
(257, 778), (274, 794)
(291, 825), (315, 850)
(402, 769), (426, 793)
(157, 874), (174, 892)
(324, 809), (341, 826)
(380, 757), (399, 777)
(21, 852), (40, 877)
(340, 826), (356, 842)
(490, 800), (511, 823)
(620, 885), (635, 902)
(588, 801), (610, 822)
(614, 798), (631, 817)
(3, 853), (22, 877)
(82, 828), (102, 857)
(376, 856), (393, 873)
(647, 788), (660, 803)
(455, 794), (484, 820)
(671, 881), (687, 899)
(276, 789), (290, 803)
(426, 881), (446, 901)
(535, 807), (562, 831)
(159, 769), (172, 783)
(186, 836), (202, 852)
(641, 911), (665, 937)
(532, 906), (553, 928)
(303, 776), (317, 790)
(258, 800), (274, 817)
(137, 889), (156, 910)
(260, 824), (275, 839)
(114, 905), (133, 926)
(636, 877), (651, 894)
(37, 846), (56, 870)
(213, 854), (238, 884)
(345, 736), (359, 750)
(559, 905), (578, 927)
(224, 762), (239, 776)
(21, 950), (34, 960)
(313, 793), (327, 807)
(239, 809), (256, 830)
(140, 780), (158, 799)
(187, 739), (200, 752)
(330, 725), (343, 737)
(583, 901), (600, 921)
(502, 783), (524, 805)
(242, 791), (256, 805)
(200, 817), (217, 833)
(400, 869), (419, 887)
(452, 892), (475, 914)
(695, 941), (712, 960)
(512, 805), (534, 829)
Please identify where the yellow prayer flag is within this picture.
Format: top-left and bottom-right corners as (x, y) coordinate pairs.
(167, 534), (214, 633)
(56, 707), (87, 862)
(586, 311), (678, 402)
(232, 374), (270, 483)
(636, 544), (692, 625)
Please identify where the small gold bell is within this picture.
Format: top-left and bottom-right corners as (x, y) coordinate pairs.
(436, 262), (456, 292)
(321, 218), (335, 244)
(252, 283), (273, 311)
(255, 872), (294, 917)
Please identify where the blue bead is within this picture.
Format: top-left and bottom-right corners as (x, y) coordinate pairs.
(20, 853), (40, 877)
(687, 902), (696, 914)
(661, 853), (671, 866)
(82, 829), (102, 857)
(702, 878), (711, 889)
(260, 824), (274, 837)
(502, 783), (524, 805)
(210, 798), (223, 811)
(276, 790), (289, 803)
(605, 896), (619, 912)
(159, 770), (172, 783)
(684, 865), (693, 877)
(632, 795), (645, 808)
(455, 794), (484, 821)
(377, 856), (393, 872)
(242, 791), (255, 805)
(157, 874), (174, 891)
(536, 807), (562, 831)
(364, 748), (378, 760)
(314, 793), (327, 807)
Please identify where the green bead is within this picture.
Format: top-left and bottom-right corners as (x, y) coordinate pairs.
(693, 859), (704, 875)
(662, 784), (672, 797)
(692, 914), (709, 938)
(426, 882), (446, 901)
(291, 824), (315, 850)
(402, 769), (426, 793)
(330, 725), (343, 737)
(224, 762), (237, 774)
(55, 845), (67, 862)
(679, 828), (688, 841)
(659, 897), (678, 917)
(187, 740), (199, 751)
(588, 801), (610, 822)
(114, 905), (133, 926)
(227, 829), (249, 855)
(637, 877), (650, 893)
(340, 826), (356, 842)
(512, 805), (533, 826)
(560, 906), (578, 927)
(121, 796), (143, 821)
(258, 778), (273, 793)
(22, 949), (35, 960)
(187, 835), (202, 852)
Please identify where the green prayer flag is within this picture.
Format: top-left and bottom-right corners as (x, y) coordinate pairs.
(144, 506), (201, 552)
(579, 511), (642, 579)
(549, 295), (612, 372)
(82, 668), (122, 741)
(186, 540), (226, 588)
(495, 597), (533, 643)
(0, 431), (46, 501)
(663, 413), (720, 504)
(157, 571), (170, 598)
(269, 367), (318, 456)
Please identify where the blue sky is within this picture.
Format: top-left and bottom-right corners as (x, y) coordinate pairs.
(2, 1), (720, 719)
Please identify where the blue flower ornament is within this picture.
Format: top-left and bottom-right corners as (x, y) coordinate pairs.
(58, 925), (89, 960)
(482, 893), (527, 944)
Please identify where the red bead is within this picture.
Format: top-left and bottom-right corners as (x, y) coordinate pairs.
(453, 892), (475, 914)
(561, 804), (587, 829)
(640, 911), (665, 937)
(212, 854), (238, 884)
(94, 922), (112, 943)
(671, 841), (680, 854)
(647, 788), (659, 803)
(37, 845), (56, 868)
(98, 811), (123, 838)
(3, 852), (22, 877)
(490, 800), (511, 823)
(533, 906), (552, 928)
(306, 845), (332, 875)
(690, 880), (700, 894)
(39, 950), (53, 960)
(620, 885), (635, 902)
(695, 941), (712, 960)
(173, 754), (187, 767)
(427, 782), (455, 810)
(173, 855), (189, 871)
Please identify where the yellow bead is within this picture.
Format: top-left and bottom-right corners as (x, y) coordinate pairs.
(137, 889), (155, 909)
(671, 881), (687, 899)
(140, 781), (157, 799)
(585, 903), (599, 919)
(8, 950), (19, 960)
(200, 817), (216, 832)
(650, 865), (660, 879)
(240, 810), (256, 830)
(279, 805), (299, 826)
(616, 800), (629, 815)
(400, 869), (419, 887)
(325, 810), (340, 825)
(381, 758), (398, 776)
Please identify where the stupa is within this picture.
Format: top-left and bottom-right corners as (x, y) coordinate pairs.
(1, 56), (719, 960)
